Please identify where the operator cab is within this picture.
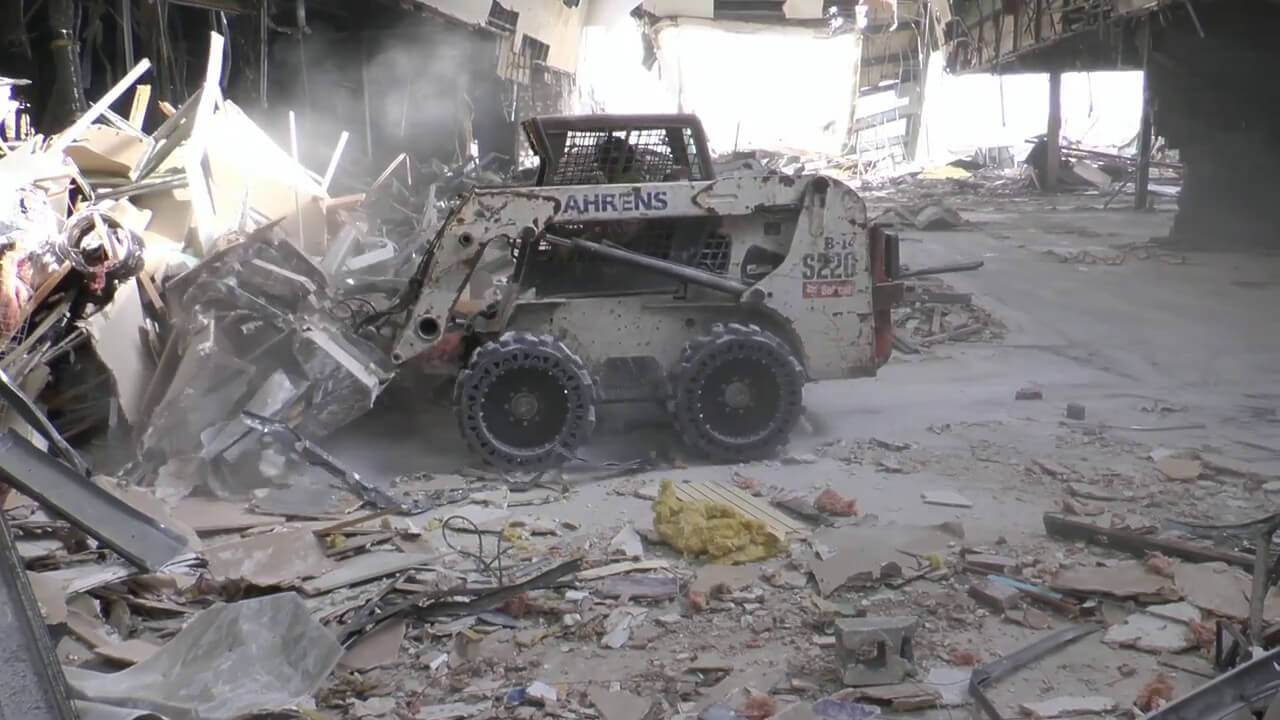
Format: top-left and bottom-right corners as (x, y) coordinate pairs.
(521, 114), (716, 186)
(515, 114), (726, 298)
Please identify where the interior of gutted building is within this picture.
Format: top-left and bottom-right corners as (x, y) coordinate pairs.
(2, 2), (1280, 720)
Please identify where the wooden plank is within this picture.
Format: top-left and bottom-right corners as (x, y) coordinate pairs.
(50, 59), (152, 154)
(673, 481), (810, 538)
(576, 559), (670, 581)
(679, 481), (809, 533)
(128, 84), (151, 128)
(184, 32), (225, 254)
(677, 483), (790, 537)
(300, 552), (439, 596)
(1043, 513), (1254, 569)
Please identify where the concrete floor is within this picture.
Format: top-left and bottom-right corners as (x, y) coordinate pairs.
(321, 191), (1280, 716)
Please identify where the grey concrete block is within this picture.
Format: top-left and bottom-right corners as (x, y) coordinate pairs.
(834, 616), (918, 687)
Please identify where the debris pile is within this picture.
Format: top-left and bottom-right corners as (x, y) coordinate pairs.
(892, 276), (1006, 353)
(0, 35), (509, 498)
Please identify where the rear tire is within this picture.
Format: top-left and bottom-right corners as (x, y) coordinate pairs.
(671, 323), (805, 461)
(454, 332), (597, 471)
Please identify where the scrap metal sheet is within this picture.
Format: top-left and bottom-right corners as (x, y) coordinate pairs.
(0, 430), (190, 571)
(64, 593), (342, 720)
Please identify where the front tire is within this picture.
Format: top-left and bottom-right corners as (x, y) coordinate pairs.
(671, 323), (805, 461)
(454, 332), (597, 471)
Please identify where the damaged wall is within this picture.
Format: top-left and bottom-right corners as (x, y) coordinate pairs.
(634, 18), (862, 154)
(265, 21), (496, 180)
(425, 0), (591, 73)
(576, 16), (674, 114)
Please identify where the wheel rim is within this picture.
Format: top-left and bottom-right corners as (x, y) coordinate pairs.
(478, 365), (571, 453)
(696, 353), (784, 445)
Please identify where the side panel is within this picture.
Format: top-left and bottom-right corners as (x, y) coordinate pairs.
(469, 176), (808, 222)
(753, 178), (877, 380)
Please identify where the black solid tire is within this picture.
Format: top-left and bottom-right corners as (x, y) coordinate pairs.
(672, 323), (805, 461)
(454, 332), (597, 471)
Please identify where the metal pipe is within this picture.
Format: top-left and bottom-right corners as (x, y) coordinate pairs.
(258, 0), (268, 104)
(897, 260), (984, 279)
(94, 172), (187, 200)
(543, 234), (749, 297)
(1251, 529), (1272, 643)
(121, 0), (135, 70)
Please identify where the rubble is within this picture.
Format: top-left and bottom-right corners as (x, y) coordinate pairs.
(0, 35), (1274, 720)
(893, 275), (1006, 351)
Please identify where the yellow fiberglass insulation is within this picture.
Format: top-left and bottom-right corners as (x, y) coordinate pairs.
(652, 479), (782, 564)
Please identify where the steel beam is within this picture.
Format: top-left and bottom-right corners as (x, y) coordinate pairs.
(0, 511), (78, 720)
(0, 431), (190, 571)
(1143, 647), (1280, 719)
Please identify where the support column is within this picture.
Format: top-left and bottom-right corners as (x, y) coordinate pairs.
(1045, 70), (1062, 192)
(1135, 19), (1152, 210)
(46, 0), (87, 129)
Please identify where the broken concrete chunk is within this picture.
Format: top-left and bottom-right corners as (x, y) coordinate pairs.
(601, 607), (647, 649)
(969, 579), (1022, 610)
(1157, 457), (1203, 481)
(1175, 561), (1280, 622)
(588, 685), (652, 720)
(608, 524), (645, 560)
(1146, 601), (1202, 624)
(834, 616), (918, 686)
(1103, 611), (1196, 653)
(1015, 387), (1043, 401)
(525, 680), (558, 704)
(913, 204), (964, 230)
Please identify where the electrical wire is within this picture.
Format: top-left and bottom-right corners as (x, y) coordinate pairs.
(440, 514), (515, 586)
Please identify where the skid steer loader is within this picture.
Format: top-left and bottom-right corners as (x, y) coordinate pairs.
(378, 114), (969, 471)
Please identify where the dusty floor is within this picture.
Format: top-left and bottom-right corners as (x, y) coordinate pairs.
(309, 186), (1280, 719)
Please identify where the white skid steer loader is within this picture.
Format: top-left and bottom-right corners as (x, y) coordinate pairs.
(375, 114), (977, 470)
